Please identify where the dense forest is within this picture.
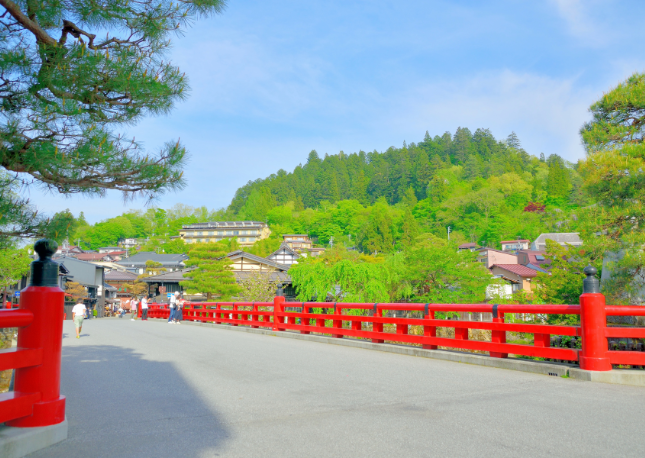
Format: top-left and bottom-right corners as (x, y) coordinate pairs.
(56, 127), (583, 255)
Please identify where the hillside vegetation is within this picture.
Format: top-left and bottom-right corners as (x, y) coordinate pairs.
(61, 127), (583, 254)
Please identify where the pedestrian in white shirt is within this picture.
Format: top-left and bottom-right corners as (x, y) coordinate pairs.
(72, 300), (87, 339)
(168, 291), (177, 324)
(141, 296), (149, 321)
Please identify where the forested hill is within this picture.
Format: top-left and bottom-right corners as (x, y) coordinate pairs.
(63, 127), (581, 253)
(228, 127), (577, 220)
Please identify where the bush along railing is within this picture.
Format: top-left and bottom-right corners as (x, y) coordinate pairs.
(0, 240), (66, 426)
(147, 267), (645, 372)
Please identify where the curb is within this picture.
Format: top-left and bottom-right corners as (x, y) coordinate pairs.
(0, 418), (67, 458)
(569, 368), (645, 387)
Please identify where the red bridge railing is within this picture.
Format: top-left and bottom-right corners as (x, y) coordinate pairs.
(146, 268), (645, 371)
(0, 240), (66, 427)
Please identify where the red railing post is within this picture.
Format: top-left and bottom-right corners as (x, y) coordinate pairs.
(8, 240), (66, 427)
(332, 303), (343, 338)
(423, 306), (437, 350)
(251, 302), (259, 328)
(372, 304), (384, 343)
(579, 266), (611, 371)
(273, 296), (285, 331)
(490, 306), (508, 358)
(301, 304), (310, 334)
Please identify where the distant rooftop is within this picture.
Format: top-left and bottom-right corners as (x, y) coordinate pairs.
(182, 221), (266, 229)
(500, 240), (530, 244)
(492, 264), (539, 277)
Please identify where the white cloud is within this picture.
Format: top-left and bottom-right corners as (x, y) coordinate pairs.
(549, 0), (609, 47)
(379, 69), (597, 162)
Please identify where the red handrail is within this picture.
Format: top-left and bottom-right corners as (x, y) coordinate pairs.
(143, 297), (645, 370)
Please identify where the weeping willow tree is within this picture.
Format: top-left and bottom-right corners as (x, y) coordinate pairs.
(0, 0), (227, 245)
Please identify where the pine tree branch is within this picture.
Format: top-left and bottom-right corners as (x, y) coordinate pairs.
(0, 0), (56, 45)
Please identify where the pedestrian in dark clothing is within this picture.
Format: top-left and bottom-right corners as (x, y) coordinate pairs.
(175, 294), (184, 324)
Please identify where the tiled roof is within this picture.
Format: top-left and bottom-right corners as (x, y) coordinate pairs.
(140, 269), (192, 283)
(526, 263), (548, 274)
(117, 252), (188, 266)
(225, 251), (289, 271)
(234, 271), (291, 283)
(459, 243), (479, 248)
(533, 233), (583, 246)
(105, 270), (138, 281)
(268, 243), (301, 259)
(492, 264), (539, 277)
(76, 253), (113, 261)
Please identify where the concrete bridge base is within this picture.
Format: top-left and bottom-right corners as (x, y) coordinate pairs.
(0, 418), (67, 458)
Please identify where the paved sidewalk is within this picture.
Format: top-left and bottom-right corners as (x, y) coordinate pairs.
(32, 318), (645, 458)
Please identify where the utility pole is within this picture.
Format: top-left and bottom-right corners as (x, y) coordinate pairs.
(447, 226), (451, 241)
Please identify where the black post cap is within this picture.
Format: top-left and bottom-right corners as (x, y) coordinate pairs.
(30, 239), (60, 287)
(583, 265), (600, 294)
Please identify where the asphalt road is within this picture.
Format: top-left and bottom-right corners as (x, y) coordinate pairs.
(31, 318), (645, 458)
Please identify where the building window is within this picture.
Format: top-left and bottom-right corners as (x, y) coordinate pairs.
(226, 231), (233, 235)
(208, 231), (214, 236)
(512, 282), (521, 291)
(233, 230), (239, 235)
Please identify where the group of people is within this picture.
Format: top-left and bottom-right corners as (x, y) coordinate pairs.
(168, 291), (184, 324)
(71, 291), (186, 338)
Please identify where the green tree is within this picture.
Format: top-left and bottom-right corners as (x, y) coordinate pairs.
(44, 209), (78, 244)
(289, 254), (391, 303)
(399, 209), (419, 247)
(404, 237), (491, 303)
(578, 72), (645, 301)
(181, 243), (240, 300)
(546, 155), (571, 198)
(0, 0), (227, 243)
(237, 269), (278, 302)
(0, 247), (31, 303)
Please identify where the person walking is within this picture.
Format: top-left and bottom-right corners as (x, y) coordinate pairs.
(174, 293), (183, 324)
(168, 291), (177, 324)
(72, 300), (86, 339)
(130, 296), (138, 321)
(141, 295), (149, 321)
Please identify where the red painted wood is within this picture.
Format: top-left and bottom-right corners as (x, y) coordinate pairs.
(0, 310), (34, 328)
(608, 351), (645, 366)
(423, 310), (437, 350)
(0, 392), (41, 424)
(605, 306), (645, 316)
(0, 347), (43, 372)
(605, 327), (645, 338)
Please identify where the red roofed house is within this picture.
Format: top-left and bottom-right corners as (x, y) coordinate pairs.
(491, 264), (539, 293)
(75, 253), (117, 262)
(517, 250), (551, 270)
(458, 242), (480, 252)
(477, 248), (518, 269)
(500, 239), (530, 251)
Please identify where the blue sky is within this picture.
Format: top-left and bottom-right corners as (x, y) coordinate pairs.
(32, 0), (645, 223)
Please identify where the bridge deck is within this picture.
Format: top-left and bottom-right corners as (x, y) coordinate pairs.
(32, 318), (645, 457)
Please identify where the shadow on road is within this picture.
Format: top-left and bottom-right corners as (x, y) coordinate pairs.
(30, 344), (230, 458)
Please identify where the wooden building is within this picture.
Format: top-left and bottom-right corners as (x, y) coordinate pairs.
(179, 221), (271, 246)
(267, 243), (301, 267)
